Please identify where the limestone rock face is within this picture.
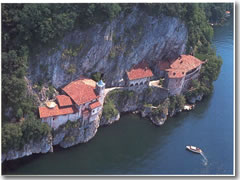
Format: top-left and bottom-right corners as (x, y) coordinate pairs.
(100, 87), (169, 126)
(2, 135), (52, 163)
(29, 7), (187, 88)
(150, 112), (168, 126)
(53, 114), (101, 148)
(100, 113), (120, 126)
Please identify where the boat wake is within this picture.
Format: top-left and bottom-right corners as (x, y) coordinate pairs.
(200, 151), (208, 166)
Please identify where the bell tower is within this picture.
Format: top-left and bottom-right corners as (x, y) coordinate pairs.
(96, 79), (105, 96)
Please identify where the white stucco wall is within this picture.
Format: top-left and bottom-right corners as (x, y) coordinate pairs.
(42, 112), (80, 130)
(89, 113), (98, 122)
(91, 106), (101, 116)
(68, 113), (79, 121)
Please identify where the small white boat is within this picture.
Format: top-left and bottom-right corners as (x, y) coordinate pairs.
(186, 145), (202, 154)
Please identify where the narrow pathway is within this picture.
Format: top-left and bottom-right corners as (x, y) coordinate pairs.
(104, 87), (123, 96)
(149, 80), (162, 88)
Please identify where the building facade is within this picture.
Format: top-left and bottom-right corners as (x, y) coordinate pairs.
(163, 55), (205, 95)
(39, 78), (105, 130)
(125, 61), (153, 87)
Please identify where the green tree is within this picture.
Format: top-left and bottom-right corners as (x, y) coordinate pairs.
(102, 98), (119, 120)
(91, 72), (102, 82)
(2, 123), (23, 152)
(21, 117), (51, 143)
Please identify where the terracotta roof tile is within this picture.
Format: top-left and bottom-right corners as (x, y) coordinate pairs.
(39, 105), (76, 118)
(56, 95), (73, 107)
(62, 79), (97, 106)
(90, 101), (101, 110)
(166, 55), (204, 79)
(170, 55), (204, 72)
(127, 61), (153, 80)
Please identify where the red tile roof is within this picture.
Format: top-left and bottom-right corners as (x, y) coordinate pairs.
(170, 55), (204, 71)
(56, 95), (73, 107)
(166, 55), (204, 79)
(39, 105), (76, 118)
(89, 101), (101, 110)
(166, 69), (186, 78)
(127, 61), (153, 80)
(62, 79), (97, 106)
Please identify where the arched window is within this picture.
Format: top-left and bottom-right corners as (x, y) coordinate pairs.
(140, 82), (143, 85)
(136, 83), (138, 86)
(130, 84), (133, 87)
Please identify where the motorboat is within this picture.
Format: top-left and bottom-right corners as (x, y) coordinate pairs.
(186, 145), (202, 154)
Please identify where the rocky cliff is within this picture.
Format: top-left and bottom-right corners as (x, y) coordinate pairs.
(2, 135), (52, 162)
(29, 7), (187, 88)
(53, 113), (101, 148)
(100, 86), (169, 125)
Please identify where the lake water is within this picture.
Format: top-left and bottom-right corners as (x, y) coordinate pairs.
(2, 17), (234, 175)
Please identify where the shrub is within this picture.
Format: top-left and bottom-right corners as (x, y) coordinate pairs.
(47, 85), (55, 99)
(175, 95), (186, 109)
(66, 64), (76, 74)
(91, 72), (102, 82)
(2, 123), (23, 153)
(102, 98), (119, 120)
(169, 95), (185, 111)
(159, 78), (164, 86)
(2, 117), (51, 153)
(21, 117), (51, 143)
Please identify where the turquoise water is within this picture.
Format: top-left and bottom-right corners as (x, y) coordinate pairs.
(2, 17), (234, 175)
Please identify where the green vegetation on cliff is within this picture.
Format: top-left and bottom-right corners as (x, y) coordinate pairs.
(169, 95), (186, 112)
(185, 48), (223, 100)
(103, 89), (137, 120)
(152, 99), (170, 116)
(103, 98), (119, 121)
(2, 117), (51, 153)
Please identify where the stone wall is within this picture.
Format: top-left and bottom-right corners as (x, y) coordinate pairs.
(182, 68), (201, 93)
(167, 77), (185, 95)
